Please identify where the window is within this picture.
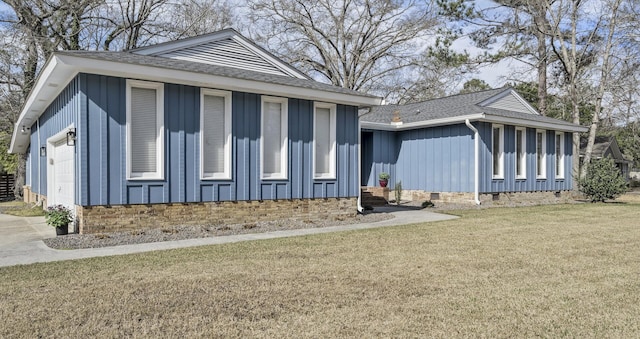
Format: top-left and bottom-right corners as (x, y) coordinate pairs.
(516, 127), (526, 179)
(200, 89), (232, 180)
(492, 124), (504, 178)
(313, 103), (336, 179)
(261, 96), (288, 179)
(555, 132), (565, 179)
(126, 80), (164, 180)
(536, 130), (546, 178)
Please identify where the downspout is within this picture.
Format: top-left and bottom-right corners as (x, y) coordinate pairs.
(37, 118), (41, 204)
(465, 119), (481, 205)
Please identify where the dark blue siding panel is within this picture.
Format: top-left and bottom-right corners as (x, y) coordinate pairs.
(395, 124), (474, 192)
(127, 186), (143, 204)
(364, 130), (396, 187)
(364, 121), (576, 194)
(29, 77), (80, 202)
(36, 74), (360, 206)
(480, 123), (574, 193)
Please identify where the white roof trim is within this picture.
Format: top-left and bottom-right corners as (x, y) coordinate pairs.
(361, 114), (485, 131)
(131, 29), (309, 79)
(361, 112), (588, 133)
(9, 53), (382, 154)
(478, 88), (540, 115)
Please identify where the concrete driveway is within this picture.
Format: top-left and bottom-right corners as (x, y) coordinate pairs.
(0, 207), (458, 268)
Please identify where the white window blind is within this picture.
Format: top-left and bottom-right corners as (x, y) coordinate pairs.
(262, 98), (288, 179)
(127, 80), (164, 180)
(202, 95), (226, 175)
(314, 103), (336, 179)
(555, 133), (564, 178)
(130, 87), (158, 174)
(516, 128), (526, 178)
(537, 131), (546, 178)
(492, 125), (503, 178)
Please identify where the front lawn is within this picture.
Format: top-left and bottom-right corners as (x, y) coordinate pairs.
(1, 199), (640, 337)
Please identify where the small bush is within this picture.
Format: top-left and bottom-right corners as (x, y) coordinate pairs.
(394, 181), (402, 205)
(579, 157), (628, 202)
(421, 200), (435, 208)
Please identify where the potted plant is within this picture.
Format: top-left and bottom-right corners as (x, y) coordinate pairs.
(378, 172), (390, 187)
(45, 205), (73, 236)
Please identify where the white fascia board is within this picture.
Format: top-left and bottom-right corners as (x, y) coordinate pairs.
(481, 114), (588, 132)
(360, 114), (485, 131)
(9, 56), (77, 154)
(60, 54), (382, 107)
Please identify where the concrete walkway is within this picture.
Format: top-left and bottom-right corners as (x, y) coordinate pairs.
(0, 207), (457, 267)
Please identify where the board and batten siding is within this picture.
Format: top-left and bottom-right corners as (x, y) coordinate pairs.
(361, 130), (397, 187)
(70, 73), (359, 206)
(362, 121), (574, 194)
(27, 77), (81, 201)
(362, 124), (474, 192)
(477, 122), (573, 193)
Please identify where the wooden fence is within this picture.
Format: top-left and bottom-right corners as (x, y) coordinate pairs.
(0, 174), (15, 201)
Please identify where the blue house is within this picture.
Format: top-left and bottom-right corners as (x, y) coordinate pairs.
(9, 29), (382, 233)
(361, 87), (588, 204)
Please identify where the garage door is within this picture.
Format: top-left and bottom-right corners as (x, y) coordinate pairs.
(48, 138), (75, 211)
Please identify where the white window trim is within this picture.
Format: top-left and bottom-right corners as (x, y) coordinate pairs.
(260, 96), (288, 180)
(492, 124), (504, 179)
(313, 102), (337, 180)
(126, 80), (165, 180)
(515, 127), (527, 179)
(536, 129), (547, 179)
(200, 88), (232, 180)
(555, 132), (565, 179)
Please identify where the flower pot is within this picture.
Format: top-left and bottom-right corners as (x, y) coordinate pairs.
(379, 179), (388, 187)
(55, 225), (68, 236)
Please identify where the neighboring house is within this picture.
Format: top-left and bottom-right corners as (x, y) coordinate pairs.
(360, 87), (588, 204)
(580, 136), (632, 181)
(9, 29), (382, 233)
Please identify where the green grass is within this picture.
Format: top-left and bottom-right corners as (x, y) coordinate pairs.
(0, 201), (46, 217)
(2, 199), (640, 337)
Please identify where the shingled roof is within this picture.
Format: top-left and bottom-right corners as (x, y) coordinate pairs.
(361, 87), (586, 132)
(56, 50), (376, 99)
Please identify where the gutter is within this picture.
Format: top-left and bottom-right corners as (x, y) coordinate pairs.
(465, 119), (481, 205)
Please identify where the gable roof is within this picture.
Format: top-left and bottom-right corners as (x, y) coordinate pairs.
(361, 87), (588, 133)
(580, 136), (632, 162)
(9, 30), (382, 154)
(130, 29), (310, 79)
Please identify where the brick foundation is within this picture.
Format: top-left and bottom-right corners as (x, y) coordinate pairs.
(23, 186), (47, 207)
(361, 186), (390, 206)
(389, 188), (574, 206)
(76, 198), (358, 234)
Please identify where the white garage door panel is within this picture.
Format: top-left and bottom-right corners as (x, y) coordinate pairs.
(49, 139), (75, 211)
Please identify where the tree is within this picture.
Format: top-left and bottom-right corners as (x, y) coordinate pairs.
(459, 78), (491, 94)
(436, 0), (553, 115)
(578, 157), (628, 202)
(248, 0), (443, 102)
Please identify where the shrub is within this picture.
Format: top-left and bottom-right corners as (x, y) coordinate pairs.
(421, 200), (435, 208)
(578, 157), (628, 202)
